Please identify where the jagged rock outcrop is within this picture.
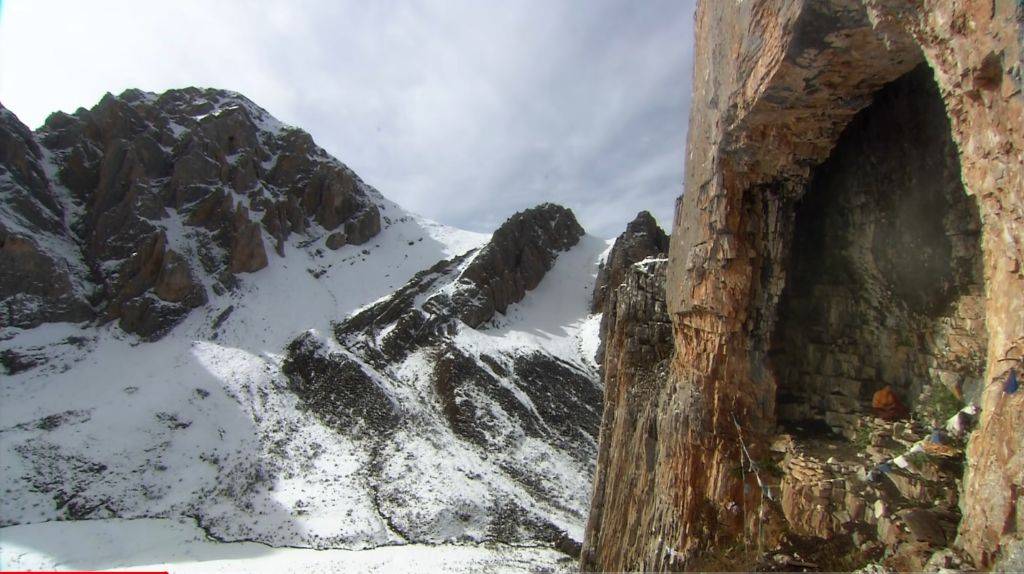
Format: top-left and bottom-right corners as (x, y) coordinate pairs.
(591, 211), (668, 314)
(281, 204), (600, 552)
(583, 0), (1022, 571)
(336, 203), (585, 359)
(590, 211), (669, 364)
(1, 88), (382, 338)
(0, 106), (93, 328)
(456, 203), (584, 328)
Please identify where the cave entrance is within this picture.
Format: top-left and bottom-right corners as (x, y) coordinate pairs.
(771, 63), (988, 437)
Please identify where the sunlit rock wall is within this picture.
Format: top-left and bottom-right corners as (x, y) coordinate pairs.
(582, 0), (1022, 570)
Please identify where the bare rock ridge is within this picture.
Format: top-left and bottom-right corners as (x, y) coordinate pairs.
(590, 210), (668, 314)
(583, 0), (1022, 571)
(1, 88), (381, 338)
(0, 106), (93, 328)
(458, 203), (584, 328)
(283, 203), (600, 553)
(590, 211), (669, 364)
(336, 202), (585, 359)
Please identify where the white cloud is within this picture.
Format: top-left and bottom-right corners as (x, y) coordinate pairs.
(0, 0), (695, 237)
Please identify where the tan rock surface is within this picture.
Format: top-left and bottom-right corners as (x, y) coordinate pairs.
(583, 0), (1022, 570)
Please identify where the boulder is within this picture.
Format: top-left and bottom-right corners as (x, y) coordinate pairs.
(325, 231), (347, 250)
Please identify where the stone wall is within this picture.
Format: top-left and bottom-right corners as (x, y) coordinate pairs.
(583, 0), (1022, 569)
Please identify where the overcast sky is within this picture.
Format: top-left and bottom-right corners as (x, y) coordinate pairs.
(0, 0), (695, 238)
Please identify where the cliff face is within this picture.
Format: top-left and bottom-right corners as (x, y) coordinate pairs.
(582, 258), (672, 568)
(583, 0), (1022, 570)
(0, 107), (94, 328)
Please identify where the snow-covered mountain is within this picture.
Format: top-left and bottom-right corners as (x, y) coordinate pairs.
(287, 204), (606, 551)
(0, 90), (610, 571)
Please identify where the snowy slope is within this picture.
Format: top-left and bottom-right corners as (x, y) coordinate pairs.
(1, 90), (611, 572)
(0, 209), (610, 563)
(282, 227), (612, 548)
(0, 199), (488, 548)
(0, 191), (613, 562)
(0, 518), (575, 573)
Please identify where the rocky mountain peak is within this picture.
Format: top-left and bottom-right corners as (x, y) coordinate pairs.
(591, 210), (668, 313)
(623, 210), (662, 236)
(1, 88), (383, 339)
(332, 203), (585, 371)
(458, 203), (585, 327)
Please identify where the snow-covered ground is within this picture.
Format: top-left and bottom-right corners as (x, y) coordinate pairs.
(1, 193), (610, 570)
(0, 518), (574, 573)
(0, 200), (482, 542)
(284, 228), (610, 544)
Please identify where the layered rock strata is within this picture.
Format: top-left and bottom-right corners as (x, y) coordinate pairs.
(772, 63), (987, 436)
(583, 0), (1022, 570)
(582, 258), (672, 569)
(590, 212), (670, 364)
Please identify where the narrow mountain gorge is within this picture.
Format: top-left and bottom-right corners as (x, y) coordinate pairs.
(0, 89), (613, 570)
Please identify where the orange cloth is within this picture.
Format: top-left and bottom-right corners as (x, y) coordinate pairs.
(872, 385), (909, 421)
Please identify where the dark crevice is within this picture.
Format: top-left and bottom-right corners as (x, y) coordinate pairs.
(771, 63), (987, 433)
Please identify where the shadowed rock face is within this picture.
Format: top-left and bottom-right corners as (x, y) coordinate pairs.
(772, 63), (986, 433)
(0, 106), (94, 328)
(1, 87), (382, 338)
